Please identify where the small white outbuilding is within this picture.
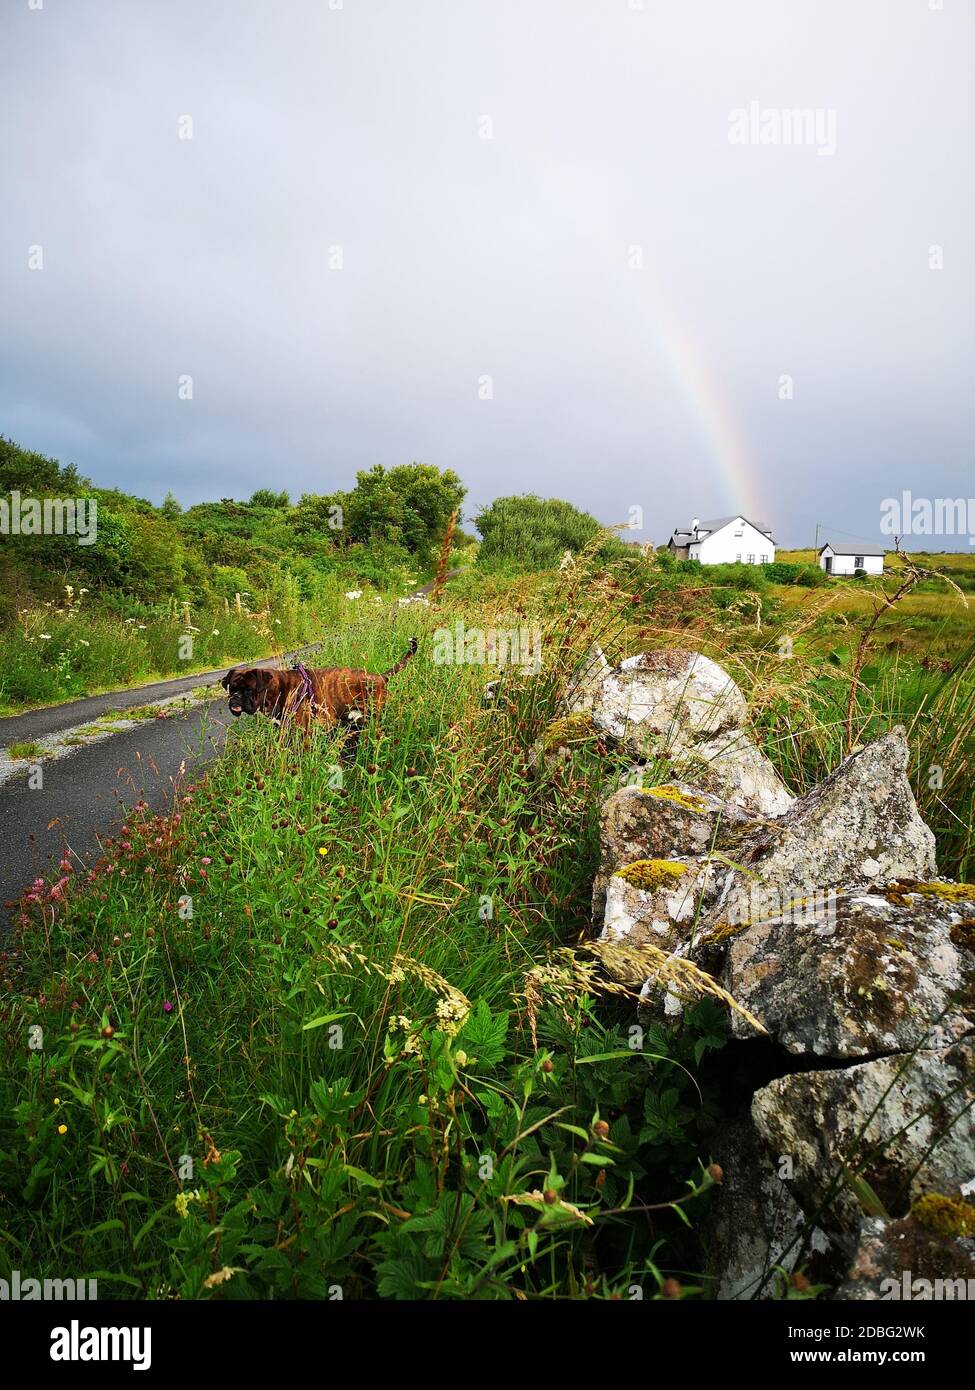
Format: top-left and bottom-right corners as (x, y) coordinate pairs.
(818, 543), (885, 576)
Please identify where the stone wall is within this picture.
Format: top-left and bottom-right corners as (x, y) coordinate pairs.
(580, 646), (975, 1299)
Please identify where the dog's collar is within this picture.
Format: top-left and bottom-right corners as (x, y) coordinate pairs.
(291, 661), (319, 715)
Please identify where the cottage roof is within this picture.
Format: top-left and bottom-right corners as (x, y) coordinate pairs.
(670, 515), (775, 544)
(819, 542), (887, 557)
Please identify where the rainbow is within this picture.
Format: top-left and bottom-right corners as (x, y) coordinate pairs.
(634, 257), (765, 524)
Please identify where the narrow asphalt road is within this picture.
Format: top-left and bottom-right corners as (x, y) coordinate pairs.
(0, 653), (298, 745)
(0, 701), (232, 927)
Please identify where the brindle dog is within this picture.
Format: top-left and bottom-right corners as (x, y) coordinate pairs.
(221, 638), (417, 749)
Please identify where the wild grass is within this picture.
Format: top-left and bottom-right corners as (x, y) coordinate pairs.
(6, 740), (44, 760)
(92, 705), (167, 723)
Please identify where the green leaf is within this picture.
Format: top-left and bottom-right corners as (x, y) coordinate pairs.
(342, 1165), (383, 1189)
(574, 1048), (647, 1065)
(301, 1010), (351, 1032)
(85, 1219), (125, 1236)
(376, 1254), (435, 1300)
(841, 1164), (890, 1219)
(457, 999), (508, 1066)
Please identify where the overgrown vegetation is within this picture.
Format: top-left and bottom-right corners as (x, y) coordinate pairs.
(1, 569), (737, 1300)
(2, 438), (974, 1298)
(0, 436), (471, 710)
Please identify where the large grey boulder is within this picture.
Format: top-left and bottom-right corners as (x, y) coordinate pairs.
(592, 725), (945, 1046)
(590, 650), (748, 756)
(581, 648), (794, 820)
(752, 1038), (975, 1253)
(725, 887), (975, 1056)
(717, 728), (937, 930)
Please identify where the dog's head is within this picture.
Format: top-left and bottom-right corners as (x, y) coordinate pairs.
(221, 667), (278, 718)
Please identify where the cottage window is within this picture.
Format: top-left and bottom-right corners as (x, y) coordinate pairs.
(746, 553), (755, 564)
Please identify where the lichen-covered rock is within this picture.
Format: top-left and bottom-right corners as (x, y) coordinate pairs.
(585, 648), (793, 818)
(719, 728), (937, 929)
(592, 781), (749, 919)
(590, 650), (748, 757)
(752, 1039), (975, 1252)
(836, 1216), (975, 1300)
(702, 1118), (834, 1300)
(672, 728), (794, 817)
(725, 889), (975, 1056)
(587, 669), (969, 1300)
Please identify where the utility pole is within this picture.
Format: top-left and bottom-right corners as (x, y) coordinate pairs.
(814, 521), (820, 557)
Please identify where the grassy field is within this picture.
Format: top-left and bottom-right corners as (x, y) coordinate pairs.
(2, 546), (974, 1299)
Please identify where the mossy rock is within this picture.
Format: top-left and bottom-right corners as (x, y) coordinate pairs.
(911, 1192), (975, 1238)
(886, 879), (975, 908)
(616, 858), (689, 891)
(641, 784), (708, 814)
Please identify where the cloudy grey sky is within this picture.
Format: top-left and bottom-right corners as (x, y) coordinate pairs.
(1, 0), (972, 548)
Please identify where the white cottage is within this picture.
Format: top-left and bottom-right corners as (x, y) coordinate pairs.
(668, 515), (776, 566)
(818, 543), (885, 577)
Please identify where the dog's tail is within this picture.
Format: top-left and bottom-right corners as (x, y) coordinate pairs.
(383, 636), (418, 680)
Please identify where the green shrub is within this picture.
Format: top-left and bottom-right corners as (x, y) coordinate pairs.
(475, 495), (626, 571)
(762, 561), (826, 587)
